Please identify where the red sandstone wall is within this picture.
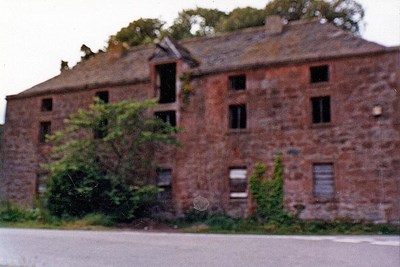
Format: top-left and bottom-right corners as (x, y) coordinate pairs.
(1, 51), (398, 223)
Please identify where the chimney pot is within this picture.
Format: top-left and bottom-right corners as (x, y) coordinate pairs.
(265, 15), (283, 34)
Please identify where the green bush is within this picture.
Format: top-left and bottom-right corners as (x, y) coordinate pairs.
(0, 201), (40, 222)
(184, 209), (208, 223)
(45, 165), (159, 222)
(205, 215), (236, 230)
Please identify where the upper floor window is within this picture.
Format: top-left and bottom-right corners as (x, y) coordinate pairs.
(157, 63), (176, 103)
(310, 65), (329, 83)
(95, 91), (109, 103)
(229, 104), (246, 129)
(229, 75), (246, 90)
(39, 121), (51, 143)
(155, 110), (176, 127)
(41, 98), (53, 112)
(311, 96), (331, 124)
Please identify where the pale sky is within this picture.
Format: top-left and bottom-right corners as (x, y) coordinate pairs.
(1, 0), (399, 124)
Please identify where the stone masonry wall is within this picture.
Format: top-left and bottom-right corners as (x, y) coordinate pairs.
(1, 51), (399, 223)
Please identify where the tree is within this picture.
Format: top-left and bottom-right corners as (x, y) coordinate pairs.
(168, 8), (227, 40)
(108, 18), (164, 48)
(215, 7), (266, 32)
(45, 99), (179, 220)
(265, 0), (364, 34)
(80, 44), (95, 61)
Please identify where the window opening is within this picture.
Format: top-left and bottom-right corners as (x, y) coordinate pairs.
(39, 121), (51, 143)
(157, 63), (176, 103)
(229, 75), (246, 90)
(310, 65), (329, 83)
(313, 163), (334, 197)
(155, 110), (176, 127)
(229, 104), (246, 129)
(41, 98), (53, 112)
(311, 96), (331, 123)
(229, 168), (248, 198)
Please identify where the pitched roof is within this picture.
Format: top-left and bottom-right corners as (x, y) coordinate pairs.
(12, 19), (395, 99)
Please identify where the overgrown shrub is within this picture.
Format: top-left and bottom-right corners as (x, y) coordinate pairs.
(45, 164), (159, 222)
(205, 215), (236, 230)
(183, 209), (208, 223)
(0, 201), (40, 222)
(249, 154), (291, 223)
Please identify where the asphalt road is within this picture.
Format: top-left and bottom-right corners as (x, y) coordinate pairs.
(0, 228), (399, 267)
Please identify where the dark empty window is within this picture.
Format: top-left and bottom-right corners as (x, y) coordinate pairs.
(229, 75), (246, 90)
(36, 173), (48, 196)
(157, 169), (173, 201)
(95, 91), (109, 103)
(94, 91), (109, 138)
(41, 98), (53, 112)
(310, 65), (329, 83)
(157, 63), (176, 103)
(311, 96), (331, 123)
(313, 163), (334, 198)
(229, 104), (246, 129)
(229, 168), (248, 198)
(39, 121), (51, 143)
(155, 110), (176, 126)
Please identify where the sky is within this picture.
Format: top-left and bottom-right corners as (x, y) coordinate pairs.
(0, 0), (399, 124)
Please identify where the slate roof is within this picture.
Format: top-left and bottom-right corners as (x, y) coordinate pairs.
(12, 19), (396, 99)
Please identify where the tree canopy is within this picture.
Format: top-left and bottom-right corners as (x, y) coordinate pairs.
(105, 0), (364, 49)
(265, 0), (364, 34)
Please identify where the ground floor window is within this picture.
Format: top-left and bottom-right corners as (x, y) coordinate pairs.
(229, 168), (248, 198)
(157, 169), (172, 202)
(313, 163), (334, 198)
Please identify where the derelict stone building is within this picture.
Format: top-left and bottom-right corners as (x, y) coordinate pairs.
(1, 17), (399, 223)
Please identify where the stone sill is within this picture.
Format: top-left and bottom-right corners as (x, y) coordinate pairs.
(227, 129), (250, 135)
(309, 122), (334, 129)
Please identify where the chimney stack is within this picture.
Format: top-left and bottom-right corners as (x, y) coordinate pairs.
(265, 15), (283, 35)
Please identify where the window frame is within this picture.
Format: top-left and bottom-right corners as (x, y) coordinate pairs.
(311, 96), (331, 124)
(229, 167), (248, 199)
(312, 163), (335, 198)
(228, 74), (246, 91)
(39, 121), (51, 143)
(310, 65), (329, 84)
(229, 104), (247, 129)
(156, 63), (177, 104)
(41, 98), (53, 112)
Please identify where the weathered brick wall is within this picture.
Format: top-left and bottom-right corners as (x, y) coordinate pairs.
(1, 51), (398, 223)
(175, 51), (399, 222)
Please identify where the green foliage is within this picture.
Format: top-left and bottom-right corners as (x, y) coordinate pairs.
(45, 99), (179, 221)
(168, 8), (227, 40)
(0, 201), (40, 222)
(205, 215), (236, 230)
(108, 18), (164, 48)
(183, 209), (208, 223)
(249, 155), (290, 223)
(215, 7), (266, 32)
(265, 0), (364, 34)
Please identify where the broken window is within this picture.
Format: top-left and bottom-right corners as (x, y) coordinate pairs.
(229, 168), (248, 198)
(311, 96), (331, 123)
(313, 163), (334, 198)
(94, 91), (109, 138)
(95, 91), (109, 103)
(229, 75), (246, 90)
(229, 104), (246, 129)
(310, 65), (329, 83)
(157, 63), (176, 103)
(41, 98), (53, 112)
(39, 121), (51, 143)
(155, 110), (176, 126)
(157, 169), (172, 201)
(36, 173), (48, 196)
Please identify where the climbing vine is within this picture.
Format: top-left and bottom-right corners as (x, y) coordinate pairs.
(249, 154), (290, 223)
(179, 72), (192, 105)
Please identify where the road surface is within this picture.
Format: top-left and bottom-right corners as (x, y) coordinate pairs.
(0, 228), (399, 267)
